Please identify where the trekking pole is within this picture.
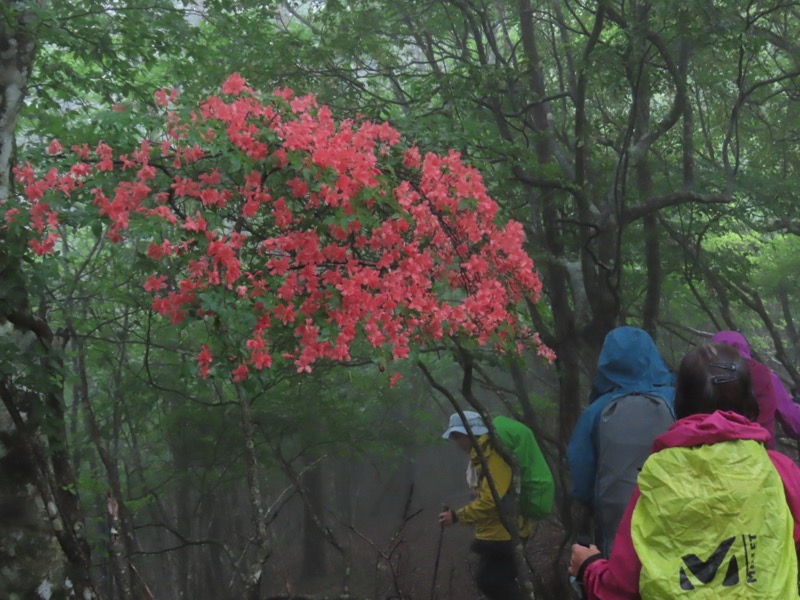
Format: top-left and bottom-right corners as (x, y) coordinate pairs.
(430, 504), (448, 600)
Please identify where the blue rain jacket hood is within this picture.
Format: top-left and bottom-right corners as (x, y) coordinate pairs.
(588, 326), (675, 403)
(568, 326), (676, 506)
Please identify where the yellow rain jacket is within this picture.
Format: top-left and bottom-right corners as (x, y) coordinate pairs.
(456, 434), (534, 541)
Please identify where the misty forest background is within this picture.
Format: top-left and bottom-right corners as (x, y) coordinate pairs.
(4, 1), (800, 599)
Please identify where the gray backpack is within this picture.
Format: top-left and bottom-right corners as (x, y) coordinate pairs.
(595, 393), (675, 555)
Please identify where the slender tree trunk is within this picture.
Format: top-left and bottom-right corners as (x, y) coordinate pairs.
(0, 2), (36, 201)
(629, 2), (661, 337)
(237, 385), (271, 600)
(75, 334), (134, 600)
(518, 0), (582, 444)
(301, 460), (327, 579)
(779, 288), (800, 365)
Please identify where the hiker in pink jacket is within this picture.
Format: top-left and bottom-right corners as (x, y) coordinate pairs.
(568, 343), (800, 599)
(712, 330), (800, 447)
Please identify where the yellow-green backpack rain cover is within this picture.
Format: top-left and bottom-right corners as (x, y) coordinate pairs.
(631, 440), (798, 599)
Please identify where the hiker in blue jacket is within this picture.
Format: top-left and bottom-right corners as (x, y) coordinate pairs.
(567, 326), (676, 556)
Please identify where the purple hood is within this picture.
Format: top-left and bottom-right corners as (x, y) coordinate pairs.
(711, 330), (753, 359)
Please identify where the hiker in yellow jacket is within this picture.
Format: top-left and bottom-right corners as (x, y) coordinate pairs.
(438, 411), (533, 600)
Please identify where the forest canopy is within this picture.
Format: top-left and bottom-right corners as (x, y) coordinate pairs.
(2, 1), (800, 599)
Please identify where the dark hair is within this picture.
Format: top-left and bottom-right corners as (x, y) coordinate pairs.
(674, 343), (759, 421)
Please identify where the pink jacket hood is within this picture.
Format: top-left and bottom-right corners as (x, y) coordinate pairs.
(710, 331), (753, 359)
(652, 410), (770, 452)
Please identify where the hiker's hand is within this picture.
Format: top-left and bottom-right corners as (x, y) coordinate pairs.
(438, 509), (455, 527)
(569, 543), (601, 576)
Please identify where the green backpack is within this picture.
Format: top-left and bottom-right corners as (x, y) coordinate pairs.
(493, 415), (554, 519)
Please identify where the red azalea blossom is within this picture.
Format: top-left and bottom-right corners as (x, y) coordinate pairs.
(154, 87), (179, 108)
(154, 89), (169, 107)
(196, 345), (213, 378)
(222, 73), (249, 96)
(144, 275), (168, 292)
(231, 363), (249, 382)
(402, 146), (421, 169)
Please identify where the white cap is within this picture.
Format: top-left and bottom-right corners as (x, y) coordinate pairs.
(442, 411), (489, 439)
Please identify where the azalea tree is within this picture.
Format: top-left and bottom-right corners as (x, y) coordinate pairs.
(4, 75), (552, 597)
(18, 75), (552, 376)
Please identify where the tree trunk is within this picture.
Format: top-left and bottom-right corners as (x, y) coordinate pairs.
(0, 7), (100, 595)
(237, 385), (271, 600)
(301, 460), (327, 579)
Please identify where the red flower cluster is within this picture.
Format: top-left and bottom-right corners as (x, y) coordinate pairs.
(12, 74), (554, 380)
